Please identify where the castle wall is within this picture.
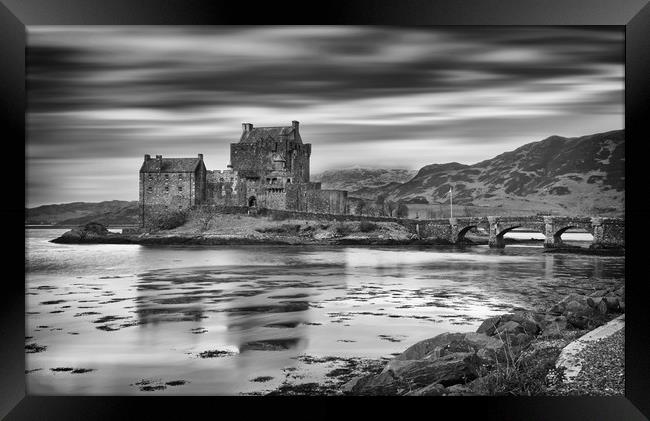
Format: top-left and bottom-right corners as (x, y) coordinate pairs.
(231, 143), (268, 180)
(206, 169), (247, 206)
(262, 191), (287, 209)
(140, 171), (197, 226)
(194, 164), (207, 204)
(230, 139), (311, 183)
(305, 189), (348, 214)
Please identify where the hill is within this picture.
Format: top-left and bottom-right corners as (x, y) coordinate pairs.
(26, 200), (139, 226)
(312, 168), (417, 192)
(382, 130), (624, 216)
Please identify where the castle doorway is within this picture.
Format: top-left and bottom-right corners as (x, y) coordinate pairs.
(248, 196), (257, 207)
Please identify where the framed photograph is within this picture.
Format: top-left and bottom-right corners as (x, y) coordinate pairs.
(3, 0), (649, 419)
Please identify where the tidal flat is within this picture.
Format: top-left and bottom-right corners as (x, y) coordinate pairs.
(26, 229), (623, 395)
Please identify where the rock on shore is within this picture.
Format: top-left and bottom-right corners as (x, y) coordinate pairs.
(343, 284), (625, 396)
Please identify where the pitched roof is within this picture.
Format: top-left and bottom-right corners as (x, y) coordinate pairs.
(240, 126), (300, 144)
(140, 157), (202, 173)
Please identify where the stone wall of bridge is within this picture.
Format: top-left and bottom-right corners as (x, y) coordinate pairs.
(591, 217), (625, 248)
(188, 205), (625, 249)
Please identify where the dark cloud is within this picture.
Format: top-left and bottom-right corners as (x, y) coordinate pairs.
(26, 26), (623, 206)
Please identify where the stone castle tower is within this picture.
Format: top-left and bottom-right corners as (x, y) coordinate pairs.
(231, 120), (311, 184)
(139, 121), (348, 227)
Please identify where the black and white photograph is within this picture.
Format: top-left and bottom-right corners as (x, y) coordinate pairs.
(25, 25), (626, 396)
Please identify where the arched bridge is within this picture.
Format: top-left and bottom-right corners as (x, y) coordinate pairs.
(404, 216), (624, 249)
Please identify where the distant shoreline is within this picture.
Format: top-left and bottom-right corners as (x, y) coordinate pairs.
(26, 225), (138, 229)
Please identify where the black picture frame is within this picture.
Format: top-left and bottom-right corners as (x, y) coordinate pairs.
(3, 0), (649, 419)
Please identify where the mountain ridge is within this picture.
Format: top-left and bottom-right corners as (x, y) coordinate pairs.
(26, 129), (624, 224)
(349, 129), (624, 216)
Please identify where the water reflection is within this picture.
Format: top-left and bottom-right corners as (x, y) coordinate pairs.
(26, 230), (624, 395)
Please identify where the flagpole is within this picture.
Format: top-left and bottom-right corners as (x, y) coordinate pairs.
(450, 186), (453, 218)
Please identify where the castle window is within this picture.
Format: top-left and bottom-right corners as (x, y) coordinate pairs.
(148, 174), (152, 181)
(178, 186), (183, 192)
(165, 174), (169, 180)
(147, 187), (152, 193)
(165, 186), (169, 192)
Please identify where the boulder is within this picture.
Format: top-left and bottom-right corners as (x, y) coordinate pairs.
(340, 376), (364, 393)
(511, 332), (533, 346)
(589, 289), (608, 297)
(550, 294), (590, 315)
(615, 286), (625, 297)
(597, 299), (609, 315)
(387, 332), (504, 372)
(540, 316), (567, 338)
(346, 371), (402, 395)
(403, 383), (446, 396)
(587, 296), (603, 308)
(476, 316), (502, 336)
(603, 297), (620, 311)
(565, 312), (590, 329)
(494, 320), (524, 336)
(564, 300), (591, 316)
(443, 384), (477, 396)
(390, 352), (480, 388)
(351, 351), (481, 394)
(507, 311), (542, 335)
(391, 332), (466, 363)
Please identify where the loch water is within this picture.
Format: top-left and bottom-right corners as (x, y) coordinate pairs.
(25, 229), (624, 395)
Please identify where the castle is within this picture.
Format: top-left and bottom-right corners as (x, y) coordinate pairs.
(139, 121), (349, 226)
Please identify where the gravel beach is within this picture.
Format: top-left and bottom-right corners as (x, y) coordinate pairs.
(553, 328), (624, 396)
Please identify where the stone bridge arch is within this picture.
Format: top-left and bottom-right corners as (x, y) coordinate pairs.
(450, 217), (490, 244)
(543, 216), (594, 248)
(487, 216), (546, 248)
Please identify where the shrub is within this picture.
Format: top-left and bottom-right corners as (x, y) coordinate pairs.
(151, 210), (187, 230)
(256, 224), (301, 234)
(334, 222), (353, 236)
(471, 331), (565, 396)
(358, 220), (377, 233)
(269, 211), (290, 221)
(191, 207), (218, 231)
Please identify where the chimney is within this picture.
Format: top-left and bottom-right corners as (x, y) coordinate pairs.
(242, 123), (253, 132)
(144, 154), (150, 160)
(292, 120), (299, 131)
(198, 153), (203, 160)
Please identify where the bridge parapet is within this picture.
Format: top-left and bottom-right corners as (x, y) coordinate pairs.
(400, 214), (624, 249)
(591, 217), (625, 248)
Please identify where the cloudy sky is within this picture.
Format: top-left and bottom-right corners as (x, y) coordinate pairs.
(26, 26), (623, 206)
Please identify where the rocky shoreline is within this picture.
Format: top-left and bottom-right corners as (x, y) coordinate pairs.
(254, 283), (625, 396)
(49, 221), (459, 246)
(48, 222), (621, 254)
(324, 283), (625, 396)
